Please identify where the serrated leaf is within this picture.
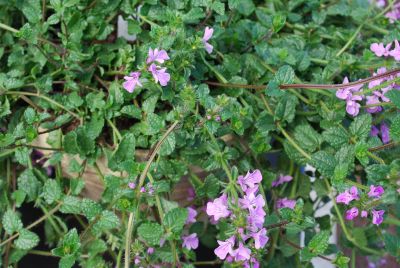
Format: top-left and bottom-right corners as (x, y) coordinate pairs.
(81, 199), (102, 221)
(92, 211), (119, 234)
(60, 196), (82, 214)
(17, 169), (41, 202)
(164, 207), (188, 234)
(274, 94), (298, 123)
(137, 222), (164, 246)
(15, 229), (39, 250)
(390, 115), (400, 142)
(159, 132), (175, 156)
(349, 114), (371, 141)
(294, 124), (321, 152)
(311, 151), (336, 177)
(2, 210), (23, 235)
(308, 230), (330, 255)
(42, 180), (62, 205)
(385, 89), (400, 108)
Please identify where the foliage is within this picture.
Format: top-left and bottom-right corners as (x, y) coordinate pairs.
(0, 0), (399, 267)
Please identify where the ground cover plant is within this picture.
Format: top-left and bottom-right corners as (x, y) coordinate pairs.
(0, 0), (400, 267)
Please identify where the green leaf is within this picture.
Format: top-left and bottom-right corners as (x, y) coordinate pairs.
(273, 14), (286, 33)
(159, 132), (176, 156)
(52, 228), (81, 266)
(355, 142), (369, 166)
(275, 65), (295, 84)
(127, 19), (141, 35)
(385, 89), (400, 108)
(383, 232), (399, 257)
(311, 151), (336, 177)
(349, 114), (371, 141)
(308, 230), (330, 255)
(60, 196), (82, 214)
(109, 133), (136, 170)
(17, 169), (41, 202)
(333, 252), (350, 268)
(211, 1), (225, 15)
(2, 210), (23, 235)
(20, 0), (41, 23)
(81, 199), (102, 221)
(92, 211), (120, 235)
(15, 229), (39, 250)
(274, 94), (298, 123)
(294, 124), (321, 152)
(164, 207), (188, 234)
(235, 0), (255, 16)
(390, 115), (400, 142)
(137, 222), (164, 246)
(42, 180), (62, 205)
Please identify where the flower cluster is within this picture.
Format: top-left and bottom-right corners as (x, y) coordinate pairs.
(202, 27), (214, 54)
(271, 174), (293, 187)
(206, 170), (268, 267)
(123, 48), (170, 93)
(336, 66), (399, 116)
(181, 207), (199, 250)
(336, 185), (385, 225)
(370, 122), (390, 144)
(371, 40), (400, 61)
(371, 0), (400, 22)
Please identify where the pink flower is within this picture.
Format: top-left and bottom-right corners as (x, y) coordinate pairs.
(233, 242), (251, 261)
(202, 27), (214, 54)
(361, 210), (368, 218)
(128, 182), (136, 189)
(140, 187), (146, 193)
(389, 40), (400, 61)
(368, 185), (385, 199)
(148, 64), (170, 86)
(146, 48), (170, 64)
(346, 99), (361, 117)
(147, 247), (154, 254)
(370, 42), (392, 57)
(186, 207), (197, 224)
(380, 123), (390, 144)
(276, 198), (296, 209)
(239, 192), (265, 210)
(271, 174), (293, 187)
(252, 228), (269, 249)
(123, 72), (142, 93)
(336, 186), (359, 205)
(371, 209), (385, 225)
(336, 77), (363, 100)
(206, 193), (231, 221)
(237, 170), (262, 191)
(244, 257), (260, 268)
(182, 233), (199, 250)
(366, 95), (382, 114)
(345, 207), (359, 220)
(214, 236), (235, 260)
(247, 207), (266, 231)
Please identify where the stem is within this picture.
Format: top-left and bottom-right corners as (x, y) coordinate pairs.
(336, 24), (364, 57)
(124, 121), (179, 268)
(324, 179), (382, 255)
(0, 22), (18, 33)
(3, 91), (80, 120)
(0, 202), (63, 247)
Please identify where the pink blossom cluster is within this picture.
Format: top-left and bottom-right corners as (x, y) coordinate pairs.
(202, 27), (214, 54)
(206, 170), (268, 267)
(370, 122), (390, 144)
(336, 66), (399, 116)
(123, 48), (170, 93)
(336, 185), (385, 225)
(371, 0), (400, 22)
(271, 174), (293, 187)
(181, 207), (199, 251)
(370, 40), (400, 60)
